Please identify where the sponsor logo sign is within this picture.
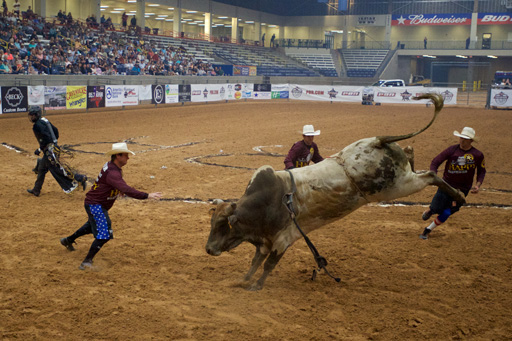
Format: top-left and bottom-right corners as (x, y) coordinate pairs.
(87, 86), (105, 108)
(152, 85), (165, 104)
(45, 86), (67, 110)
(490, 89), (512, 107)
(1, 86), (28, 113)
(28, 86), (45, 106)
(165, 84), (179, 103)
(392, 13), (471, 26)
(66, 86), (87, 109)
(179, 84), (191, 103)
(478, 13), (512, 25)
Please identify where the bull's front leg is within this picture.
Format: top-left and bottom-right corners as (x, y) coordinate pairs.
(243, 247), (267, 282)
(248, 250), (285, 291)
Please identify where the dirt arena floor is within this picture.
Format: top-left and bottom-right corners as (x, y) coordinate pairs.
(1, 100), (511, 340)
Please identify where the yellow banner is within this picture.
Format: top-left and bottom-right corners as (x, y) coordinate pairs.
(66, 86), (87, 109)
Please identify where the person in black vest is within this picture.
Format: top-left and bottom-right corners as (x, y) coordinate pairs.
(27, 106), (87, 197)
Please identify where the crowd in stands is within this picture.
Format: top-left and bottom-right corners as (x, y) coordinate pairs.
(0, 8), (220, 76)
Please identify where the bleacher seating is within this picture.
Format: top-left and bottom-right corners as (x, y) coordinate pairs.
(286, 50), (338, 77)
(341, 49), (388, 78)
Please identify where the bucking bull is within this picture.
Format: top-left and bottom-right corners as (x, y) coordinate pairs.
(206, 93), (465, 290)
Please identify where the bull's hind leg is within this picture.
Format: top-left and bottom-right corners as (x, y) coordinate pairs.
(417, 171), (466, 204)
(244, 247), (267, 282)
(248, 250), (285, 291)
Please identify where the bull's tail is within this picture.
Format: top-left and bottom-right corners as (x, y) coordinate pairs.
(376, 93), (444, 146)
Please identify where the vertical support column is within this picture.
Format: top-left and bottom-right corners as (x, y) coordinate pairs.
(278, 25), (284, 46)
(231, 17), (238, 43)
(137, 0), (145, 31)
(93, 0), (101, 26)
(204, 12), (212, 41)
(254, 22), (261, 45)
(173, 5), (182, 37)
(34, 0), (46, 18)
(342, 15), (348, 49)
(384, 14), (391, 49)
(470, 12), (477, 49)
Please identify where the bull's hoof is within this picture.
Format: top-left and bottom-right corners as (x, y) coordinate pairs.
(246, 283), (263, 291)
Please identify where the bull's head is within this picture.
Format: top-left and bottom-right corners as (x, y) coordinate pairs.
(205, 199), (240, 256)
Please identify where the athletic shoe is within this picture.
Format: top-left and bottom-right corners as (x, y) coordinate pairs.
(79, 259), (93, 270)
(419, 234), (428, 240)
(422, 209), (432, 221)
(27, 189), (40, 197)
(60, 237), (76, 251)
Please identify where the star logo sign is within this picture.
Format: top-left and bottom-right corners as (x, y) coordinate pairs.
(397, 15), (406, 25)
(328, 88), (338, 98)
(400, 90), (412, 101)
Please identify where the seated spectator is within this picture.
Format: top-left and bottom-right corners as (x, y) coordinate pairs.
(131, 63), (141, 75)
(0, 60), (11, 73)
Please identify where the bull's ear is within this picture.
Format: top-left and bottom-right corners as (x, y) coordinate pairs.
(208, 207), (216, 216)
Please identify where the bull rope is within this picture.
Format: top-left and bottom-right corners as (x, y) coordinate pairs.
(283, 170), (341, 284)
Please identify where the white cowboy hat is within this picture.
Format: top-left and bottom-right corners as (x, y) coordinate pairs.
(301, 124), (321, 136)
(453, 127), (478, 142)
(105, 142), (135, 156)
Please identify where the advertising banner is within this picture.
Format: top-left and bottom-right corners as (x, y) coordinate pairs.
(87, 86), (105, 108)
(233, 65), (257, 76)
(289, 85), (363, 102)
(478, 13), (512, 25)
(28, 86), (45, 106)
(152, 84), (165, 104)
(66, 86), (87, 110)
(179, 84), (191, 103)
(490, 89), (512, 107)
(139, 85), (153, 101)
(392, 13), (471, 26)
(105, 85), (125, 107)
(165, 84), (179, 103)
(45, 86), (66, 110)
(252, 84), (272, 100)
(225, 83), (244, 100)
(1, 86), (28, 113)
(191, 84), (227, 103)
(373, 87), (458, 104)
(241, 83), (253, 99)
(122, 85), (139, 106)
(271, 84), (290, 99)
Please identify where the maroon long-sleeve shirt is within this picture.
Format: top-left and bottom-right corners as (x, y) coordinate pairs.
(430, 144), (486, 192)
(85, 161), (148, 210)
(284, 141), (324, 169)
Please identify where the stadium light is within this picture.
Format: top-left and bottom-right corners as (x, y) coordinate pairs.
(487, 55), (498, 59)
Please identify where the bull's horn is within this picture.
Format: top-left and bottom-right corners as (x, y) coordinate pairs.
(212, 199), (224, 205)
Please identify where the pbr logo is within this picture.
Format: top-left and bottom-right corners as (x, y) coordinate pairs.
(5, 87), (24, 106)
(328, 88), (338, 99)
(291, 87), (303, 98)
(220, 86), (225, 99)
(400, 89), (413, 101)
(203, 88), (208, 98)
(493, 91), (509, 105)
(441, 90), (454, 103)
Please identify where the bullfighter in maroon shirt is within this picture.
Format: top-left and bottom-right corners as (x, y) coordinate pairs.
(60, 142), (162, 270)
(420, 127), (486, 240)
(284, 124), (324, 169)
